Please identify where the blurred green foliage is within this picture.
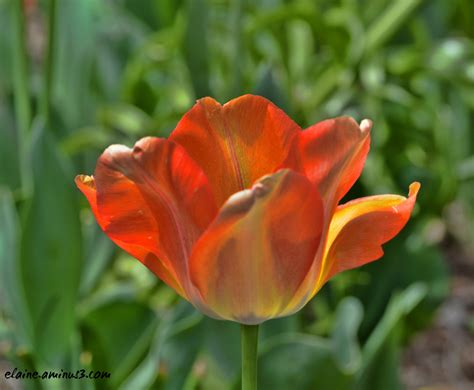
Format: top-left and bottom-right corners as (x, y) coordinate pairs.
(0, 0), (473, 389)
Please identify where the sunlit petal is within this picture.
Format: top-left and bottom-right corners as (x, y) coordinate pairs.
(320, 182), (420, 284)
(189, 169), (324, 323)
(170, 95), (300, 206)
(77, 137), (218, 297)
(285, 117), (371, 206)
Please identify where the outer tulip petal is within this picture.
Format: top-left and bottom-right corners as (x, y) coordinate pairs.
(76, 174), (99, 216)
(188, 169), (324, 324)
(285, 117), (371, 205)
(75, 175), (185, 295)
(280, 117), (371, 307)
(320, 182), (420, 284)
(170, 95), (300, 206)
(76, 137), (218, 297)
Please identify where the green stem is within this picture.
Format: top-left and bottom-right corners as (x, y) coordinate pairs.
(40, 0), (57, 125)
(241, 324), (259, 390)
(12, 0), (31, 194)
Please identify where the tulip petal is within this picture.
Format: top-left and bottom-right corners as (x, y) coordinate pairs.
(285, 117), (371, 206)
(189, 169), (324, 324)
(76, 174), (98, 216)
(320, 182), (420, 284)
(170, 95), (300, 206)
(76, 175), (184, 295)
(280, 118), (372, 306)
(76, 137), (218, 297)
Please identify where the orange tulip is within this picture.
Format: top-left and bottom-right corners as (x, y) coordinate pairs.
(76, 95), (419, 324)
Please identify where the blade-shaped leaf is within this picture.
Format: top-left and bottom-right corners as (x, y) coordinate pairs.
(258, 333), (353, 390)
(183, 0), (212, 98)
(0, 108), (20, 189)
(79, 227), (116, 297)
(354, 283), (427, 390)
(0, 188), (29, 345)
(81, 298), (157, 388)
(20, 120), (82, 364)
(331, 297), (363, 373)
(160, 304), (204, 390)
(120, 301), (203, 390)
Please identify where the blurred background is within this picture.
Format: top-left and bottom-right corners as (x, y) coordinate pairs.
(0, 0), (473, 389)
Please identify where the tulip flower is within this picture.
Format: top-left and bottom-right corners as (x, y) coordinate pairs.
(76, 94), (419, 389)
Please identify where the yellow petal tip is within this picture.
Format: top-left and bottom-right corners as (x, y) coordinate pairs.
(408, 182), (421, 196)
(75, 174), (95, 188)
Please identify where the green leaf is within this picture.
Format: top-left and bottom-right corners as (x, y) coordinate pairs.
(0, 105), (20, 189)
(20, 120), (82, 365)
(365, 0), (423, 54)
(358, 329), (401, 390)
(258, 333), (353, 390)
(0, 189), (18, 310)
(257, 297), (366, 390)
(253, 67), (289, 112)
(119, 317), (169, 390)
(79, 226), (116, 297)
(0, 1), (14, 91)
(260, 315), (299, 340)
(60, 126), (111, 157)
(331, 297), (363, 373)
(81, 298), (158, 388)
(354, 283), (427, 390)
(203, 318), (241, 382)
(122, 0), (159, 30)
(120, 302), (203, 390)
(97, 103), (151, 137)
(352, 227), (449, 338)
(160, 304), (204, 390)
(0, 188), (29, 345)
(53, 0), (100, 130)
(183, 0), (212, 98)
(287, 19), (313, 82)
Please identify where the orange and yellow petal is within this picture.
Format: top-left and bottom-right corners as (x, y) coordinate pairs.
(170, 95), (300, 206)
(76, 137), (218, 297)
(319, 182), (420, 286)
(188, 169), (324, 324)
(278, 117), (372, 308)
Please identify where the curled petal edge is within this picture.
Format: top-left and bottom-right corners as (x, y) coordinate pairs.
(319, 182), (421, 288)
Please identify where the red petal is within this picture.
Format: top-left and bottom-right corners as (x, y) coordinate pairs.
(76, 174), (98, 216)
(76, 137), (218, 297)
(284, 117), (371, 206)
(277, 118), (371, 304)
(321, 182), (420, 283)
(170, 95), (300, 206)
(75, 175), (184, 295)
(188, 169), (324, 323)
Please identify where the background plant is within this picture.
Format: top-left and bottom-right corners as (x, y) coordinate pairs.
(0, 0), (472, 389)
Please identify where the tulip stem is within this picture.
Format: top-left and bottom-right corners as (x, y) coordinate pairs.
(241, 324), (259, 390)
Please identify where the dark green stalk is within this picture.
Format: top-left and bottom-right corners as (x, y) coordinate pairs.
(241, 324), (259, 390)
(40, 0), (57, 125)
(12, 0), (31, 194)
